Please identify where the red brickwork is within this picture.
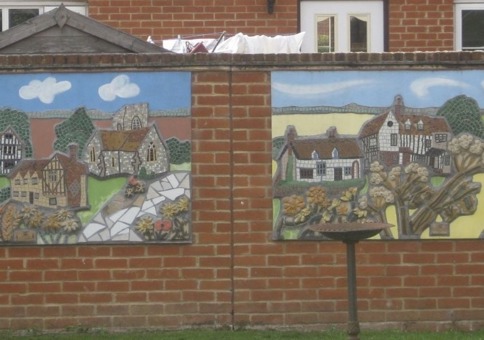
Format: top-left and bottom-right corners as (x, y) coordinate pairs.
(0, 52), (483, 332)
(88, 0), (297, 40)
(388, 0), (454, 51)
(87, 0), (454, 52)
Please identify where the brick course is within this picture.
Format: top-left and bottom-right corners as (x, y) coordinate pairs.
(0, 52), (483, 332)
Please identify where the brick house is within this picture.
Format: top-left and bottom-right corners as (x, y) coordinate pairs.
(1, 0), (480, 53)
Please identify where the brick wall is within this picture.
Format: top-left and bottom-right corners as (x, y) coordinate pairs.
(87, 0), (455, 52)
(388, 0), (454, 51)
(88, 0), (297, 39)
(0, 52), (483, 332)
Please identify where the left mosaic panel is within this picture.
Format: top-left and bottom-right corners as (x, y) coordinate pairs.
(0, 72), (191, 245)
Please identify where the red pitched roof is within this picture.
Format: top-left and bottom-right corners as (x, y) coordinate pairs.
(359, 110), (451, 138)
(359, 112), (389, 138)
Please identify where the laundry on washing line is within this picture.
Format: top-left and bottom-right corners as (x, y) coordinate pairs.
(147, 32), (305, 54)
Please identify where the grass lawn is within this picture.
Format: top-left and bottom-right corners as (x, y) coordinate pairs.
(2, 329), (484, 339)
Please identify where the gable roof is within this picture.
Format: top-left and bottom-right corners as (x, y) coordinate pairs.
(0, 5), (169, 54)
(0, 126), (23, 143)
(290, 137), (363, 160)
(359, 111), (390, 138)
(399, 114), (451, 135)
(359, 110), (451, 138)
(9, 158), (49, 178)
(9, 149), (88, 179)
(97, 126), (153, 152)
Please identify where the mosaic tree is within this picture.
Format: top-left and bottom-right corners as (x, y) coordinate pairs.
(53, 107), (95, 157)
(0, 108), (33, 158)
(437, 95), (484, 138)
(365, 133), (484, 238)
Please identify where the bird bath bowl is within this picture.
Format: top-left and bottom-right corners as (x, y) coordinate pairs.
(309, 222), (393, 242)
(309, 223), (394, 340)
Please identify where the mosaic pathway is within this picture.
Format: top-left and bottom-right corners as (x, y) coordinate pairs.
(78, 171), (190, 243)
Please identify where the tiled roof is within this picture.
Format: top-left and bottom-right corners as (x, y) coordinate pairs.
(99, 127), (151, 152)
(359, 112), (389, 138)
(399, 114), (451, 135)
(359, 110), (451, 138)
(9, 159), (48, 178)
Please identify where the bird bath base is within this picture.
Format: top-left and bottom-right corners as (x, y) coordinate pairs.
(309, 223), (394, 340)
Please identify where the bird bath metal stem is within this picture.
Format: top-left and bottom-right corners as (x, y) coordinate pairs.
(310, 223), (393, 340)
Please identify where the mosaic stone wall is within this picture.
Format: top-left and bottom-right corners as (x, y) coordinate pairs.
(0, 72), (191, 245)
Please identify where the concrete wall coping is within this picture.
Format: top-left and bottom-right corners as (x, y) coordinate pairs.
(2, 52), (484, 72)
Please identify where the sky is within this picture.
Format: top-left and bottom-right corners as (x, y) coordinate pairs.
(272, 70), (484, 109)
(0, 71), (191, 113)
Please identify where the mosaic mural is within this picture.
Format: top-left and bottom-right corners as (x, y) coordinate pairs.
(0, 72), (191, 245)
(272, 70), (484, 241)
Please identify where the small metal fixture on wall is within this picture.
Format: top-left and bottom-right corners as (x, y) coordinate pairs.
(267, 0), (276, 14)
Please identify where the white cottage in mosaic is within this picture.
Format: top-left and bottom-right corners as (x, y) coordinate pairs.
(277, 126), (363, 182)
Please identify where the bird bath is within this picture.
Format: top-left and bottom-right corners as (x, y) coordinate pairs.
(309, 222), (394, 340)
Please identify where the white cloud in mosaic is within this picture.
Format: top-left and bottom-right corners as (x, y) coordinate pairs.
(272, 79), (373, 98)
(19, 77), (72, 104)
(410, 77), (469, 98)
(98, 74), (140, 101)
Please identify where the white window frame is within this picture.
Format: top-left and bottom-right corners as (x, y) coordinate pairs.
(0, 1), (87, 31)
(454, 1), (484, 51)
(299, 0), (384, 53)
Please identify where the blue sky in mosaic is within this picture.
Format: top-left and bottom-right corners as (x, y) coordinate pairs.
(272, 70), (484, 109)
(0, 72), (190, 113)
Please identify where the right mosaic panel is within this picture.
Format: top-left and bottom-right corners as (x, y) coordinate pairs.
(272, 70), (484, 240)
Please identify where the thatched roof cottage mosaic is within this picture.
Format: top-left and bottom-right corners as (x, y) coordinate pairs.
(277, 126), (363, 182)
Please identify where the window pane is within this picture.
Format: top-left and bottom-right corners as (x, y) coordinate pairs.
(316, 15), (335, 52)
(9, 9), (39, 29)
(0, 9), (3, 32)
(462, 10), (484, 50)
(350, 15), (368, 52)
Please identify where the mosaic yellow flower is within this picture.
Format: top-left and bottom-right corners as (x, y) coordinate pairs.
(282, 195), (305, 216)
